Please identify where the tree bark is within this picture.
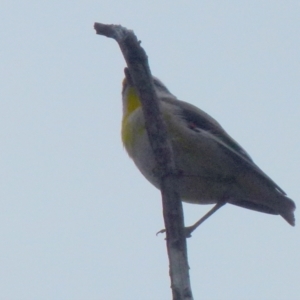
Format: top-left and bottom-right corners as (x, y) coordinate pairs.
(94, 23), (193, 300)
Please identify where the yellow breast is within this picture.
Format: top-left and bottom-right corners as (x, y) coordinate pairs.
(122, 87), (145, 154)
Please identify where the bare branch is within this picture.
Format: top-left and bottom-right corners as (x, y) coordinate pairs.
(94, 22), (193, 300)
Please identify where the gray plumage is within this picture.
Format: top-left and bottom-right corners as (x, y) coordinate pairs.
(122, 77), (296, 226)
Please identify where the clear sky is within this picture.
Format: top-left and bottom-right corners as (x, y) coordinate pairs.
(1, 1), (299, 299)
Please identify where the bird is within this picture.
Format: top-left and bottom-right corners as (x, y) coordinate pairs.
(121, 70), (296, 234)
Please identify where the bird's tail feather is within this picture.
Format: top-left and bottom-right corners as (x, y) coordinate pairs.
(279, 196), (296, 226)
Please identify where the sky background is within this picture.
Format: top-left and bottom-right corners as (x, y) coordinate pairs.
(1, 1), (299, 299)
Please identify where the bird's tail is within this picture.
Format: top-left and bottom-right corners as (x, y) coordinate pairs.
(278, 195), (296, 226)
(234, 172), (296, 226)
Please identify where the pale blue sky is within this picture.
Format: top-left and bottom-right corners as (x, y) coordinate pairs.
(1, 1), (299, 299)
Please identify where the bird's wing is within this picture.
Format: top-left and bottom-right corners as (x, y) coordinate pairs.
(163, 97), (286, 195)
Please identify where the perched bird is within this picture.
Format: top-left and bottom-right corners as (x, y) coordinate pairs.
(121, 72), (296, 232)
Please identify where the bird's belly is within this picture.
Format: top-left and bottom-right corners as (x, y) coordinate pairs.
(130, 131), (237, 204)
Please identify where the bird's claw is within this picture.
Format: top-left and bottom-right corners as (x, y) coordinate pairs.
(156, 229), (166, 236)
(156, 227), (193, 238)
